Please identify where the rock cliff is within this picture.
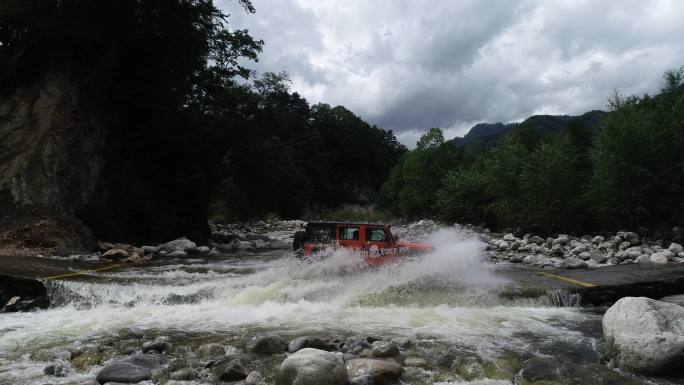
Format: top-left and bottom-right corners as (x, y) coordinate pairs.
(0, 73), (106, 255)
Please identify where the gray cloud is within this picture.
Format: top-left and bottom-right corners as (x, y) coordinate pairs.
(220, 0), (684, 147)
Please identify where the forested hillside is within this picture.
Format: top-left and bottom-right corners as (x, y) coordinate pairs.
(380, 68), (684, 235)
(0, 0), (403, 248)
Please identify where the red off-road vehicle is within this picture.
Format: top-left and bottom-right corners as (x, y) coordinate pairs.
(293, 222), (432, 267)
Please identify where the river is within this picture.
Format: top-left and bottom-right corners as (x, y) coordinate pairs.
(0, 229), (678, 384)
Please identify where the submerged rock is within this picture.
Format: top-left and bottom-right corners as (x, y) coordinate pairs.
(245, 370), (262, 385)
(603, 297), (684, 373)
(217, 358), (248, 381)
(371, 342), (400, 358)
(248, 334), (287, 354)
(278, 348), (348, 385)
(0, 274), (49, 312)
(197, 342), (225, 358)
(95, 362), (152, 384)
(346, 358), (402, 385)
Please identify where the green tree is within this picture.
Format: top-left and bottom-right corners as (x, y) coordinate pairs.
(519, 133), (584, 232)
(589, 67), (684, 229)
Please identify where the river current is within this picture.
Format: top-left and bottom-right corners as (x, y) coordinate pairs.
(0, 229), (675, 384)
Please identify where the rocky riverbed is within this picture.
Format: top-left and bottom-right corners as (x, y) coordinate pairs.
(1, 221), (684, 384)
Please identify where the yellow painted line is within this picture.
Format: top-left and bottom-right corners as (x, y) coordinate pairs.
(42, 264), (124, 281)
(538, 271), (597, 288)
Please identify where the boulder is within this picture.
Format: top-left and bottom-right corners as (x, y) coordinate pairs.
(248, 334), (287, 354)
(669, 243), (684, 255)
(553, 236), (569, 245)
(288, 336), (331, 353)
(371, 342), (400, 358)
(650, 251), (672, 264)
(602, 297), (684, 373)
(635, 255), (651, 264)
(167, 250), (188, 258)
(95, 362), (152, 384)
(170, 367), (194, 381)
(589, 252), (607, 263)
(102, 248), (129, 260)
(277, 348), (348, 385)
(142, 339), (171, 354)
(592, 236), (605, 244)
(561, 257), (587, 269)
(346, 358), (403, 385)
(198, 246), (210, 254)
(197, 343), (225, 358)
(0, 274), (49, 312)
(245, 370), (263, 385)
(528, 236), (545, 245)
(158, 237), (197, 254)
(217, 358), (247, 382)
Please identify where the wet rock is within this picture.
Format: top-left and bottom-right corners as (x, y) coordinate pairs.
(553, 236), (569, 245)
(561, 257), (587, 269)
(198, 246), (210, 254)
(0, 274), (49, 312)
(592, 236), (605, 244)
(142, 339), (171, 354)
(96, 362), (152, 384)
(278, 348), (348, 385)
(452, 356), (484, 381)
(344, 337), (371, 352)
(43, 362), (68, 377)
(372, 342), (400, 358)
(288, 336), (330, 353)
(217, 358), (247, 381)
(528, 236), (545, 245)
(590, 252), (607, 263)
(158, 237), (197, 254)
(141, 245), (158, 254)
(248, 334), (287, 354)
(167, 250), (187, 258)
(519, 357), (562, 384)
(635, 254), (651, 264)
(102, 248), (129, 260)
(123, 354), (161, 369)
(170, 367), (194, 381)
(346, 358), (403, 385)
(245, 370), (262, 385)
(390, 336), (412, 349)
(603, 297), (684, 373)
(404, 357), (428, 368)
(197, 342), (225, 358)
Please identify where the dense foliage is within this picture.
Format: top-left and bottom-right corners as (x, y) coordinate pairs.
(0, 0), (404, 242)
(380, 67), (684, 234)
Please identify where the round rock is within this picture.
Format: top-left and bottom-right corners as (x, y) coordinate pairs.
(278, 348), (348, 385)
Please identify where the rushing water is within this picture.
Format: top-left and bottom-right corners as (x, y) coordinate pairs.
(0, 230), (673, 384)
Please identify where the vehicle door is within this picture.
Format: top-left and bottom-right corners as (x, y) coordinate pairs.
(337, 225), (362, 250)
(364, 227), (395, 256)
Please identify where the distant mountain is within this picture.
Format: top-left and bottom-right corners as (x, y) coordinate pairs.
(451, 110), (606, 151)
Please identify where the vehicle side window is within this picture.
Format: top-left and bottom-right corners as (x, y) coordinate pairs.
(339, 227), (359, 240)
(366, 228), (387, 242)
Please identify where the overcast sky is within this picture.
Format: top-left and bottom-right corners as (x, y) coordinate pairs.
(218, 0), (684, 147)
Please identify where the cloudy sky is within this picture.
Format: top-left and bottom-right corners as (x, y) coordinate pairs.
(218, 0), (684, 147)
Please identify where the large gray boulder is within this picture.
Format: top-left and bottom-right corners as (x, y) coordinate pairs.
(277, 348), (348, 385)
(602, 297), (684, 373)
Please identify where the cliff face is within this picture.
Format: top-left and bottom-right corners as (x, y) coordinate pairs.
(0, 74), (106, 254)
